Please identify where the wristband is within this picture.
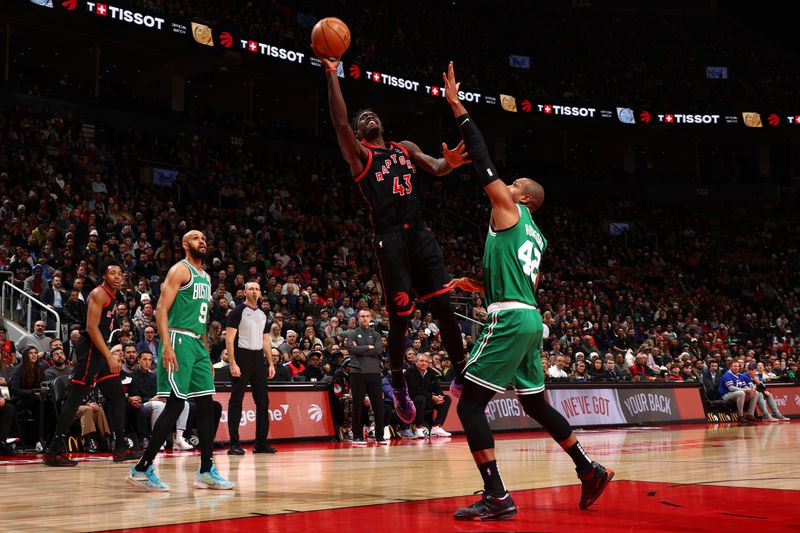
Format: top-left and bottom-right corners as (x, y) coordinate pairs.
(326, 67), (337, 72)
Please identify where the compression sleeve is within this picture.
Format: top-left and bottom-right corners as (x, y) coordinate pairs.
(455, 113), (500, 186)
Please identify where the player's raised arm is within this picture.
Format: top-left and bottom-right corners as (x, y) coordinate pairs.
(315, 52), (369, 177)
(399, 139), (470, 177)
(443, 61), (518, 230)
(156, 261), (190, 371)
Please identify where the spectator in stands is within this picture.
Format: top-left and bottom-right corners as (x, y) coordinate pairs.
(120, 344), (139, 377)
(666, 364), (683, 381)
(406, 353), (451, 438)
(0, 388), (16, 454)
(702, 360), (725, 401)
(718, 361), (757, 424)
(63, 289), (86, 330)
(613, 353), (631, 380)
(303, 326), (324, 351)
(43, 347), (70, 382)
(601, 358), (620, 381)
(269, 348), (291, 382)
(745, 362), (789, 421)
(135, 326), (159, 364)
(572, 360), (591, 383)
(284, 346), (306, 379)
(332, 357), (353, 440)
(267, 322), (284, 349)
(0, 327), (17, 366)
(9, 346), (48, 441)
(548, 355), (569, 379)
(41, 273), (67, 332)
(278, 330), (299, 357)
(75, 386), (111, 453)
(126, 350), (154, 449)
(587, 357), (605, 381)
(299, 350), (325, 382)
(630, 354), (657, 381)
(17, 320), (53, 356)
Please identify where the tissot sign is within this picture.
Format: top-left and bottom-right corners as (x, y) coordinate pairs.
(30, 0), (800, 127)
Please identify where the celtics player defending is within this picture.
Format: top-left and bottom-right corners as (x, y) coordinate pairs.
(126, 231), (234, 491)
(442, 63), (612, 520)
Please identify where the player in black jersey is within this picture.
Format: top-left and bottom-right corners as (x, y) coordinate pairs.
(44, 259), (141, 466)
(316, 51), (470, 425)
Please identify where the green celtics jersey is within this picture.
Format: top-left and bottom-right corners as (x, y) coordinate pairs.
(482, 204), (547, 307)
(168, 260), (212, 335)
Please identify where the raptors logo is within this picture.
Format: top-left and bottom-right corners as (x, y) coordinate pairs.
(394, 292), (410, 309)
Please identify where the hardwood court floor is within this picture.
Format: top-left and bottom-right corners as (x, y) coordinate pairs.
(1, 421), (797, 532)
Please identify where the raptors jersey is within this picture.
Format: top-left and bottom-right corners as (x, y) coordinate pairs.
(354, 141), (421, 231)
(81, 284), (117, 345)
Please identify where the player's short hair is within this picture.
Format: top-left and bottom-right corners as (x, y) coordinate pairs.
(100, 258), (122, 275)
(351, 108), (375, 135)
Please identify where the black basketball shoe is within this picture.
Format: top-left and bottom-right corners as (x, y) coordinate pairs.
(578, 462), (614, 510)
(454, 491), (517, 521)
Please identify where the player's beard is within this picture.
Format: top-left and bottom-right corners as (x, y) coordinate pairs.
(187, 246), (207, 261)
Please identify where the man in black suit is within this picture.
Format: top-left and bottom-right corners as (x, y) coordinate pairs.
(41, 273), (68, 334)
(406, 352), (452, 438)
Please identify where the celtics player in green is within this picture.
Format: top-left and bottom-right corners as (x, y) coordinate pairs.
(126, 230), (234, 491)
(442, 62), (612, 520)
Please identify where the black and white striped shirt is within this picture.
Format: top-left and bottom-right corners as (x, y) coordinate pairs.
(227, 304), (269, 351)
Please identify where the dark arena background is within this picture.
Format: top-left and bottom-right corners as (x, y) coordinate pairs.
(1, 1), (799, 531)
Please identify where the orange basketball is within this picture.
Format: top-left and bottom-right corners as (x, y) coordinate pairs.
(311, 17), (351, 59)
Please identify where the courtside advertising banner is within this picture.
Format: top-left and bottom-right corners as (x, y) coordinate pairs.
(213, 389), (335, 442)
(443, 384), (707, 433)
(766, 384), (800, 416)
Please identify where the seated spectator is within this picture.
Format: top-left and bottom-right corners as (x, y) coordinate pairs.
(213, 348), (230, 369)
(601, 358), (620, 381)
(406, 353), (451, 438)
(303, 326), (324, 351)
(43, 347), (71, 382)
(63, 289), (86, 331)
(613, 353), (631, 380)
(269, 348), (292, 382)
(126, 349), (155, 448)
(702, 360), (725, 401)
(120, 343), (139, 377)
(0, 326), (18, 366)
(548, 355), (569, 379)
(267, 322), (284, 349)
(134, 326), (161, 365)
(571, 360), (591, 382)
(332, 357), (353, 440)
(284, 347), (306, 379)
(9, 346), (53, 444)
(745, 362), (789, 422)
(278, 330), (299, 357)
(75, 386), (111, 453)
(0, 392), (16, 455)
(587, 357), (605, 381)
(629, 354), (658, 381)
(298, 350), (325, 382)
(718, 360), (758, 424)
(666, 364), (683, 381)
(17, 320), (53, 357)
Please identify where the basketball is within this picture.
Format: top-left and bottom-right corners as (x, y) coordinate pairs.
(311, 17), (351, 59)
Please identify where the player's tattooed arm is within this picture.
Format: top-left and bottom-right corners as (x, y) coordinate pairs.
(399, 139), (469, 176)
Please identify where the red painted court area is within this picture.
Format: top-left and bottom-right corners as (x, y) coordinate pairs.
(100, 480), (798, 533)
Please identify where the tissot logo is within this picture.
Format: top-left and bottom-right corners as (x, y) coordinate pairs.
(86, 2), (166, 29)
(238, 39), (305, 63)
(537, 104), (596, 117)
(657, 113), (720, 124)
(171, 22), (187, 34)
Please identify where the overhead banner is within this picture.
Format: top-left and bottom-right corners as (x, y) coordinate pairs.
(28, 0), (800, 128)
(213, 389), (335, 442)
(442, 384), (707, 433)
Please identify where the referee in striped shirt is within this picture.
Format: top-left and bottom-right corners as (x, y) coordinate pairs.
(226, 281), (276, 455)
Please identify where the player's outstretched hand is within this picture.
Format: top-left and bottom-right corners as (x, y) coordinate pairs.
(442, 140), (471, 168)
(312, 44), (341, 71)
(445, 277), (483, 294)
(442, 61), (460, 105)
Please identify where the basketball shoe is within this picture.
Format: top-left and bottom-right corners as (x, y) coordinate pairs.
(194, 465), (236, 490)
(454, 490), (517, 521)
(578, 462), (614, 510)
(392, 383), (416, 424)
(126, 465), (170, 492)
